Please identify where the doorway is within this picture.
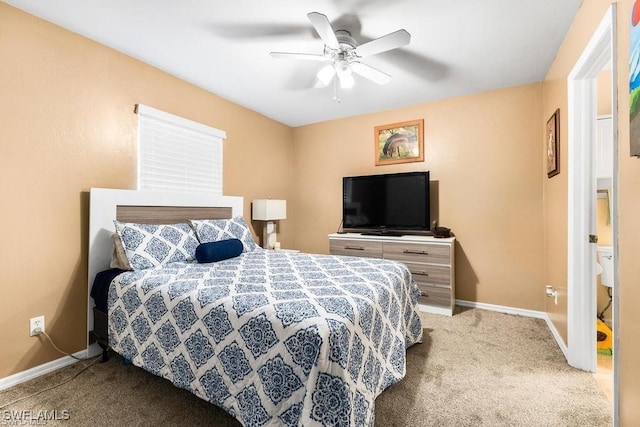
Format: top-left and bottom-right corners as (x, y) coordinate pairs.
(566, 3), (618, 424)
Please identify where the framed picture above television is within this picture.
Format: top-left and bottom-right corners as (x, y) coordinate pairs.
(374, 119), (424, 166)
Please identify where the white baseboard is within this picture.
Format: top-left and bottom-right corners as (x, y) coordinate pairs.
(0, 349), (87, 392)
(541, 313), (569, 360)
(456, 299), (547, 318)
(418, 303), (453, 316)
(87, 342), (103, 358)
(455, 299), (569, 360)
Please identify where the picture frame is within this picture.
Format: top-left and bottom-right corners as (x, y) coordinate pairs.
(374, 119), (424, 166)
(630, 4), (640, 156)
(546, 109), (560, 178)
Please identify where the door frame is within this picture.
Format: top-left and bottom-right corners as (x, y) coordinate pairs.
(566, 3), (618, 423)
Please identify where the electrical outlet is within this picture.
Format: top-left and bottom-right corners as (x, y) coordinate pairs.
(30, 315), (45, 336)
(545, 285), (559, 305)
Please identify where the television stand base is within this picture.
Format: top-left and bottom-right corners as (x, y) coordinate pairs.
(361, 231), (405, 237)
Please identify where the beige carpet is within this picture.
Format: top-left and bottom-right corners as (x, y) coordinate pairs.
(0, 307), (612, 426)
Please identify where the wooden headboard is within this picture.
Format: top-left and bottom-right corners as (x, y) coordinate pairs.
(116, 205), (233, 224)
(86, 188), (244, 356)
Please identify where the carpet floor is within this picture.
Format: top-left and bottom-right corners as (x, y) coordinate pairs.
(0, 307), (612, 426)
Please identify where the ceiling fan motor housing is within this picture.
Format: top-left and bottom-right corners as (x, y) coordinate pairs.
(335, 30), (357, 49)
(325, 30), (358, 62)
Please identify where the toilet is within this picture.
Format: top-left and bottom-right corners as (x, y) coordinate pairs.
(596, 245), (613, 288)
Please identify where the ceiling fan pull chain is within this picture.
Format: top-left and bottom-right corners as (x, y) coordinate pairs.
(333, 76), (341, 103)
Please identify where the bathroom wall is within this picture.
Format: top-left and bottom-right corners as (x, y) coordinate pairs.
(596, 69), (613, 324)
(596, 197), (613, 325)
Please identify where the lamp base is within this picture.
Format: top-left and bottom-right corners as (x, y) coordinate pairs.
(262, 221), (278, 250)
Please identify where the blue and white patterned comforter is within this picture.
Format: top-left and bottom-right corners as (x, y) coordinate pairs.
(108, 250), (423, 427)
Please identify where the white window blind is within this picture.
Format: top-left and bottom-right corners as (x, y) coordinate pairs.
(136, 104), (226, 194)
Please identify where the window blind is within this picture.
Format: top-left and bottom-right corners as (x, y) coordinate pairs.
(136, 104), (226, 194)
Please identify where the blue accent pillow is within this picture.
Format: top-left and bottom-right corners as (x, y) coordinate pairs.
(195, 239), (244, 263)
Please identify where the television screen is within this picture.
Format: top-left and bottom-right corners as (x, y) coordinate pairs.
(342, 171), (430, 234)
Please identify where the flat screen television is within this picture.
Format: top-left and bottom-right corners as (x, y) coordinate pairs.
(342, 171), (430, 235)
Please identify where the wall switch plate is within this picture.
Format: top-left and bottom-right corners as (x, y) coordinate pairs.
(30, 315), (45, 336)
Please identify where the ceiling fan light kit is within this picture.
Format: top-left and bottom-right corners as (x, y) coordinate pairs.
(270, 11), (410, 100)
(316, 64), (336, 87)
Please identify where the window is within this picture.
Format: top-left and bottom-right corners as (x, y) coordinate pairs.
(136, 104), (226, 194)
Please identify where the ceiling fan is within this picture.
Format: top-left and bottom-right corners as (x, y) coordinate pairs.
(270, 12), (410, 98)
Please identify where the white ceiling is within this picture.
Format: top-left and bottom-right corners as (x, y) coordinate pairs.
(5, 0), (583, 127)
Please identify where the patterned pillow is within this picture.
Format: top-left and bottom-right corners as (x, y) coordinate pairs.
(190, 216), (259, 252)
(113, 221), (199, 270)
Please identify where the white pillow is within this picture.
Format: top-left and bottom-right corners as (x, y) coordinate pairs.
(113, 221), (199, 270)
(190, 216), (259, 252)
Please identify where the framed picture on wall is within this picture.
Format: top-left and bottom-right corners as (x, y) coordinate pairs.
(546, 109), (560, 178)
(630, 1), (640, 156)
(374, 119), (424, 166)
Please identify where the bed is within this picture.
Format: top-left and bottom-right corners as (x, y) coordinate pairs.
(87, 188), (423, 427)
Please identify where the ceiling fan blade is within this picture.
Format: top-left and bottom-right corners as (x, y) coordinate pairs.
(354, 29), (411, 57)
(270, 52), (330, 61)
(350, 62), (391, 85)
(209, 23), (310, 39)
(307, 12), (340, 50)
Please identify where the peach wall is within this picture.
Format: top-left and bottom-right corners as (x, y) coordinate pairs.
(541, 0), (612, 343)
(3, 1), (639, 421)
(543, 0), (640, 423)
(292, 84), (545, 311)
(615, 1), (640, 423)
(542, 18), (614, 344)
(596, 198), (613, 246)
(0, 3), (293, 378)
(597, 69), (613, 116)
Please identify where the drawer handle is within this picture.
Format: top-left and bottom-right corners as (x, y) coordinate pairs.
(344, 245), (365, 251)
(403, 249), (429, 255)
(412, 271), (429, 276)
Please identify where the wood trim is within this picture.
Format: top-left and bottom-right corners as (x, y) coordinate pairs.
(116, 205), (232, 224)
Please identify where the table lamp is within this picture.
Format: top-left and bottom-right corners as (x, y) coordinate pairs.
(252, 199), (286, 250)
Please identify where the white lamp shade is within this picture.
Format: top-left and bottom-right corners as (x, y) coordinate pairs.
(252, 199), (287, 221)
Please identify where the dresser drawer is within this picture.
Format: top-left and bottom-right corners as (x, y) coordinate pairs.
(383, 241), (450, 264)
(329, 233), (455, 315)
(404, 262), (451, 287)
(417, 284), (451, 308)
(329, 239), (383, 258)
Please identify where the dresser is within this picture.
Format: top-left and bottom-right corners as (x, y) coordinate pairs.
(328, 233), (456, 315)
